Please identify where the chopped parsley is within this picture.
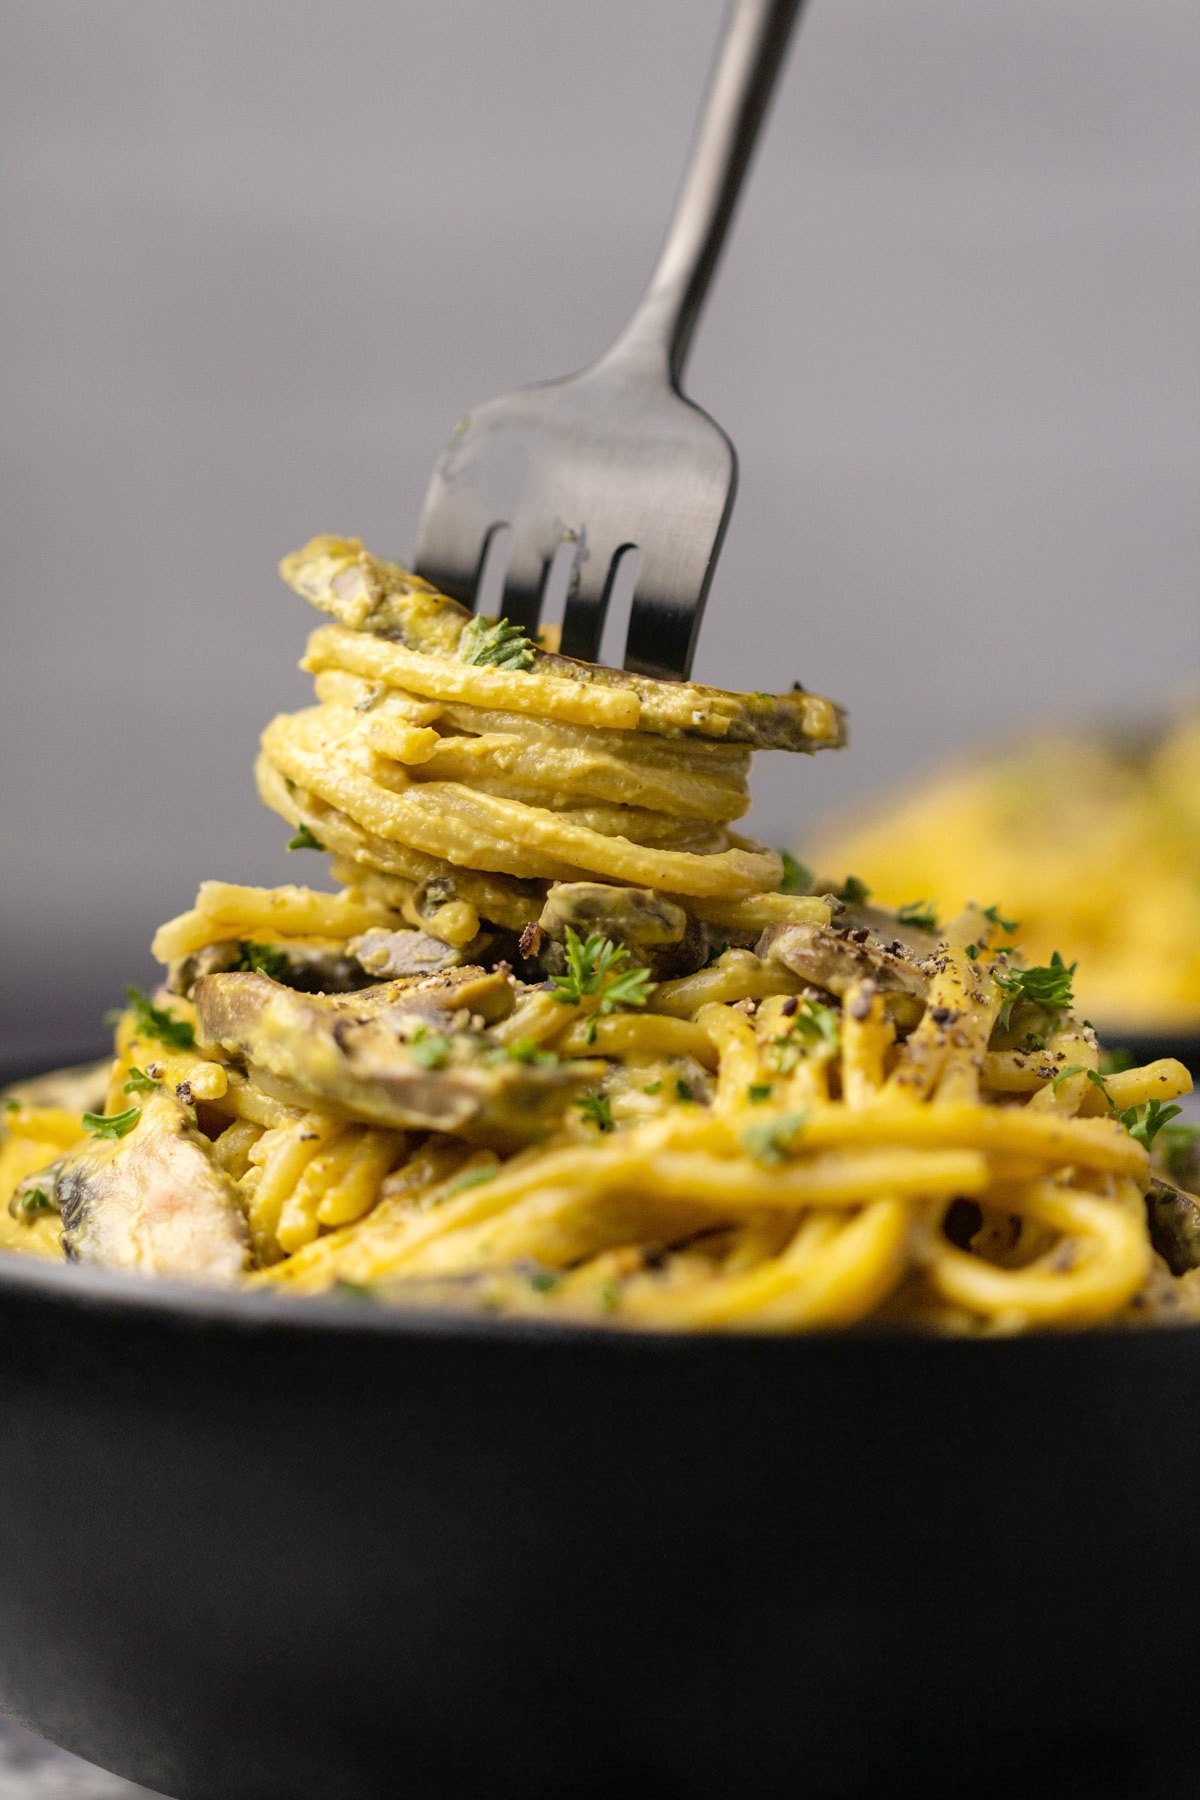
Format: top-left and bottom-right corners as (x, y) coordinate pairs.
(287, 824), (325, 852)
(642, 1080), (662, 1096)
(82, 1107), (141, 1140)
(1051, 1063), (1109, 1098)
(11, 1186), (53, 1219)
(896, 900), (939, 934)
(457, 615), (537, 671)
(778, 850), (813, 895)
(993, 951), (1076, 1030)
(1049, 1067), (1186, 1154)
(1122, 1098), (1183, 1151)
(483, 1038), (559, 1068)
(234, 941), (290, 980)
(747, 1082), (773, 1104)
(333, 1280), (376, 1302)
(836, 874), (871, 907)
(771, 1000), (840, 1072)
(4, 1098), (19, 1114)
(551, 929), (657, 1022)
(741, 1111), (808, 1167)
(124, 986), (195, 1051)
(529, 1270), (561, 1294)
(446, 1165), (497, 1196)
(407, 1030), (455, 1070)
(122, 1067), (159, 1095)
(674, 1078), (695, 1103)
(599, 1280), (621, 1312)
(982, 904), (1020, 934)
(578, 1092), (615, 1132)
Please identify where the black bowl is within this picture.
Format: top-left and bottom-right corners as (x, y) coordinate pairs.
(1, 1254), (1199, 1800)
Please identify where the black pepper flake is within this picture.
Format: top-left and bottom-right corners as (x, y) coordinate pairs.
(780, 997), (799, 1018)
(518, 922), (541, 958)
(929, 1006), (955, 1027)
(850, 927), (871, 944)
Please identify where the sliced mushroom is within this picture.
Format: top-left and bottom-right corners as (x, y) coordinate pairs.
(54, 1092), (249, 1282)
(350, 927), (468, 980)
(758, 919), (933, 1009)
(165, 938), (372, 999)
(535, 882), (706, 980)
(1147, 1177), (1200, 1276)
(193, 971), (586, 1147)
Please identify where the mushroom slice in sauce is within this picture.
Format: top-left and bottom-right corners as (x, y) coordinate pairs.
(193, 971), (587, 1148)
(758, 918), (934, 1007)
(54, 1092), (249, 1282)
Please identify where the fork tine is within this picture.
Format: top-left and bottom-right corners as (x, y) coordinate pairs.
(622, 500), (732, 680)
(498, 539), (551, 635)
(559, 542), (635, 663)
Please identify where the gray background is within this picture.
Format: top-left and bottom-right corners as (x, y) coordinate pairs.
(3, 0), (1198, 1067)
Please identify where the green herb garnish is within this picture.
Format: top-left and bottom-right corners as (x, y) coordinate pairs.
(122, 1067), (159, 1095)
(287, 824), (325, 851)
(578, 1093), (615, 1132)
(779, 850), (813, 895)
(741, 1111), (808, 1167)
(1051, 1064), (1111, 1099)
(124, 986), (195, 1051)
(747, 1082), (773, 1104)
(551, 929), (657, 1020)
(408, 1031), (455, 1070)
(4, 1098), (19, 1114)
(599, 1280), (621, 1313)
(771, 1000), (840, 1072)
(993, 952), (1076, 1030)
(1122, 1098), (1183, 1151)
(234, 941), (290, 980)
(446, 1165), (497, 1196)
(965, 944), (980, 960)
(983, 904), (1020, 934)
(11, 1186), (53, 1219)
(674, 1078), (695, 1103)
(483, 1038), (559, 1068)
(897, 900), (939, 933)
(836, 875), (871, 907)
(642, 1080), (662, 1096)
(529, 1270), (561, 1294)
(333, 1279), (376, 1301)
(457, 614), (537, 671)
(82, 1107), (140, 1140)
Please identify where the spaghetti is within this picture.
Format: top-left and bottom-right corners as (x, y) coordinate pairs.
(2, 538), (1194, 1333)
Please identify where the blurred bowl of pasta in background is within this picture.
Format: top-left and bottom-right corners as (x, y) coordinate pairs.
(808, 706), (1200, 1051)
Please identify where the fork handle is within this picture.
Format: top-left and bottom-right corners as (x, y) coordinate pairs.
(609, 0), (806, 385)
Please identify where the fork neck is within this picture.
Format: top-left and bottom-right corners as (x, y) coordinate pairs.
(597, 0), (804, 390)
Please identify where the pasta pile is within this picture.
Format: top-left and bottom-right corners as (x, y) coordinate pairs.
(811, 713), (1200, 1032)
(1, 538), (1195, 1334)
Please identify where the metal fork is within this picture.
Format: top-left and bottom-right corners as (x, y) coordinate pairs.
(413, 0), (806, 680)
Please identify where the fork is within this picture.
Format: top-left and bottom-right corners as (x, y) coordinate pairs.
(413, 0), (807, 681)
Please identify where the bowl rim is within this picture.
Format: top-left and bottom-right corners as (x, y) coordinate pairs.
(2, 1243), (1198, 1359)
